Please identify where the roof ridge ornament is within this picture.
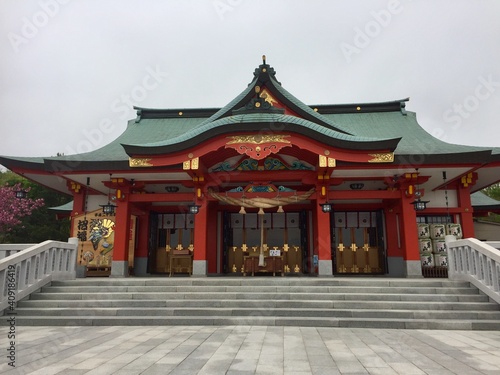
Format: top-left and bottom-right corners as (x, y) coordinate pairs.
(232, 84), (285, 115)
(253, 55), (277, 81)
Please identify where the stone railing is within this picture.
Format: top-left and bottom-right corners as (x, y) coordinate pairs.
(0, 238), (78, 312)
(0, 244), (35, 260)
(446, 236), (500, 304)
(485, 241), (500, 250)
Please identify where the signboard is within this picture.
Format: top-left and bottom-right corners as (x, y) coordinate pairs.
(72, 209), (136, 268)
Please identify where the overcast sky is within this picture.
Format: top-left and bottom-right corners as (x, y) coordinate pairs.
(1, 0), (500, 168)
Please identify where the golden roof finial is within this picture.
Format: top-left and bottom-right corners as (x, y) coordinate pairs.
(262, 55), (266, 64)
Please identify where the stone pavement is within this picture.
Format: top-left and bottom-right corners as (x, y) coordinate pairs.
(1, 326), (500, 375)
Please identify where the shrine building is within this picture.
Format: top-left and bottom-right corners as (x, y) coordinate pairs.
(2, 57), (500, 278)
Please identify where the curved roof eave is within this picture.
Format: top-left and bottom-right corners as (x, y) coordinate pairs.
(122, 113), (401, 156)
(393, 150), (493, 165)
(471, 191), (500, 207)
(0, 156), (46, 171)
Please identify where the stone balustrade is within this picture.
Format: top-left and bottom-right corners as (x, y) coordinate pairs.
(485, 241), (500, 250)
(0, 244), (35, 260)
(0, 238), (78, 312)
(446, 235), (500, 304)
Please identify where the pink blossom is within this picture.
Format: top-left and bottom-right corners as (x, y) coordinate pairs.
(0, 183), (44, 233)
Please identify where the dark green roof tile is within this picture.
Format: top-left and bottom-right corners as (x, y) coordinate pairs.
(122, 113), (400, 156)
(471, 191), (500, 207)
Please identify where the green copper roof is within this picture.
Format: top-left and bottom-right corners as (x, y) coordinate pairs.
(320, 111), (493, 163)
(1, 60), (499, 172)
(471, 191), (500, 207)
(195, 60), (352, 135)
(48, 200), (74, 212)
(122, 113), (400, 156)
(41, 117), (205, 170)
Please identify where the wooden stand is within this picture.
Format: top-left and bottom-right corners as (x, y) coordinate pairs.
(169, 252), (193, 276)
(243, 256), (284, 276)
(85, 266), (111, 277)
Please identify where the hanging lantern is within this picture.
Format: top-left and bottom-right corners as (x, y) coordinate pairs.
(101, 173), (116, 215)
(319, 202), (332, 213)
(411, 192), (429, 211)
(189, 204), (200, 214)
(15, 189), (27, 199)
(100, 203), (116, 215)
(410, 169), (429, 211)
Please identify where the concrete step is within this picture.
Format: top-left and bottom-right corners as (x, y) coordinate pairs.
(5, 277), (499, 330)
(26, 292), (488, 303)
(18, 298), (497, 310)
(40, 285), (481, 295)
(8, 315), (500, 330)
(49, 278), (472, 288)
(14, 307), (500, 320)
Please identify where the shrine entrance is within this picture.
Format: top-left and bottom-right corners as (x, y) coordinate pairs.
(332, 211), (386, 274)
(148, 212), (195, 275)
(223, 211), (310, 276)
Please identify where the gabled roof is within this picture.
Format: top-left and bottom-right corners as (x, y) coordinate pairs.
(122, 57), (401, 156)
(122, 113), (400, 156)
(1, 58), (498, 173)
(471, 191), (500, 209)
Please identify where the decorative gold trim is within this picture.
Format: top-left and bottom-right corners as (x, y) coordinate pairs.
(129, 157), (153, 167)
(183, 157), (199, 170)
(191, 157), (199, 170)
(226, 134), (290, 145)
(319, 155), (335, 167)
(319, 155), (327, 167)
(259, 88), (278, 106)
(368, 153), (394, 163)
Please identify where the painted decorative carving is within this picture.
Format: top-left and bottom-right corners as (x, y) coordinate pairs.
(368, 153), (394, 163)
(225, 135), (291, 160)
(129, 157), (153, 167)
(208, 188), (314, 209)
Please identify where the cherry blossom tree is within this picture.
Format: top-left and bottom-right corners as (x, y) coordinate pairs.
(0, 183), (44, 236)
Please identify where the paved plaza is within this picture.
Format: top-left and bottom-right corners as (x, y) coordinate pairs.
(1, 326), (500, 375)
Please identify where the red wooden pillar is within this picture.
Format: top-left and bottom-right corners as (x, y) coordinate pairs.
(384, 208), (400, 258)
(134, 212), (150, 276)
(69, 187), (87, 237)
(111, 199), (131, 277)
(315, 204), (332, 276)
(193, 198), (208, 275)
(399, 193), (422, 277)
(206, 202), (218, 274)
(457, 186), (475, 238)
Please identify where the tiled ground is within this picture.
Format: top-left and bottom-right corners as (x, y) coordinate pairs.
(1, 326), (500, 374)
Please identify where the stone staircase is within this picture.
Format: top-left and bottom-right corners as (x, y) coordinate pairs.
(7, 278), (500, 330)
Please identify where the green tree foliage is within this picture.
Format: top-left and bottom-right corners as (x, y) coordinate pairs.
(0, 171), (71, 243)
(481, 183), (500, 223)
(482, 183), (500, 201)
